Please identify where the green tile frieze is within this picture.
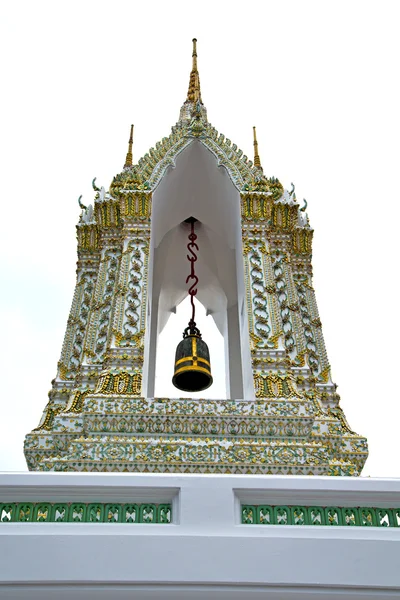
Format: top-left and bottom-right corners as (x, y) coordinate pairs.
(242, 505), (400, 527)
(0, 502), (171, 524)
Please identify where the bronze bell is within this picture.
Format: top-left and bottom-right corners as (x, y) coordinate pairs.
(172, 326), (213, 392)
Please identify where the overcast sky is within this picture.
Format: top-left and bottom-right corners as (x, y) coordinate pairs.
(0, 0), (399, 476)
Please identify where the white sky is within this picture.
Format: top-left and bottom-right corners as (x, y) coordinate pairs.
(0, 0), (399, 476)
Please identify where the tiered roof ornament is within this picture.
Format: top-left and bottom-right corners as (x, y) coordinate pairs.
(109, 41), (283, 199)
(179, 38), (207, 123)
(24, 40), (368, 476)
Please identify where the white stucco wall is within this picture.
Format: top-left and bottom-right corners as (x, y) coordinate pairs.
(1, 473), (400, 599)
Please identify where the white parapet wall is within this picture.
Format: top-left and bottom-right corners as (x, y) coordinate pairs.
(1, 473), (400, 599)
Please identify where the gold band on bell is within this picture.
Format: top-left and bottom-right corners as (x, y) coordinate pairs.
(173, 365), (212, 377)
(174, 356), (211, 367)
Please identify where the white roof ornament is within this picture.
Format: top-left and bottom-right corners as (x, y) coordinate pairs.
(281, 189), (292, 204)
(93, 178), (114, 202)
(298, 210), (307, 227)
(77, 195), (95, 225)
(82, 204), (94, 224)
(277, 182), (297, 205)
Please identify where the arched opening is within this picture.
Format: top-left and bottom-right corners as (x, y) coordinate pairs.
(142, 140), (254, 401)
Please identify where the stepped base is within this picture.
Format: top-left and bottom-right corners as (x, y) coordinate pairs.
(25, 395), (368, 476)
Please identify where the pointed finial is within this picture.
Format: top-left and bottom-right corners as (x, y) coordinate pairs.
(124, 124), (134, 168)
(253, 126), (262, 169)
(187, 38), (202, 103)
(192, 38), (198, 70)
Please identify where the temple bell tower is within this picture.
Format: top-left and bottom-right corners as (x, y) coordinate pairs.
(24, 40), (368, 475)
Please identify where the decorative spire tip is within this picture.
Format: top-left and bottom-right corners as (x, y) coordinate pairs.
(124, 124), (134, 168)
(187, 38), (202, 104)
(253, 126), (262, 169)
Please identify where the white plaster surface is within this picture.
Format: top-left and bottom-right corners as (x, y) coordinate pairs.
(0, 474), (400, 598)
(144, 140), (253, 399)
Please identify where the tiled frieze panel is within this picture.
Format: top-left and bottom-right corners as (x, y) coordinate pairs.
(41, 433), (354, 475)
(242, 505), (400, 527)
(81, 395), (315, 439)
(0, 502), (171, 523)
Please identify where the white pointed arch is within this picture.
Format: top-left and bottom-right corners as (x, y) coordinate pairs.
(142, 140), (254, 400)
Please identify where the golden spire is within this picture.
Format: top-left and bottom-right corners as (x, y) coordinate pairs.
(187, 38), (202, 103)
(124, 124), (134, 168)
(253, 126), (262, 169)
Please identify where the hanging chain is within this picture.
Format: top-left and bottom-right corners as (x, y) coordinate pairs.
(184, 220), (201, 337)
